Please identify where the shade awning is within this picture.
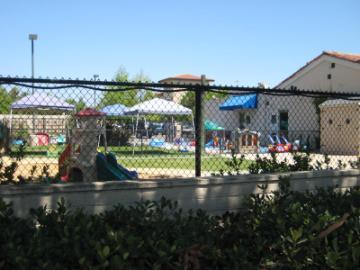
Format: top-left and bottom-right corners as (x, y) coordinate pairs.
(10, 93), (75, 111)
(101, 104), (128, 116)
(219, 94), (257, 110)
(125, 98), (192, 116)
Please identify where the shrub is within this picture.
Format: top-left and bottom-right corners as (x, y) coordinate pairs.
(219, 152), (355, 176)
(0, 143), (60, 185)
(0, 182), (359, 269)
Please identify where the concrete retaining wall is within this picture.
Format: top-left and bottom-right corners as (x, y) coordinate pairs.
(1, 169), (360, 217)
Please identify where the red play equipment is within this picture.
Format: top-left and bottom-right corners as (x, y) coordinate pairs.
(280, 135), (293, 152)
(267, 134), (292, 153)
(36, 132), (50, 146)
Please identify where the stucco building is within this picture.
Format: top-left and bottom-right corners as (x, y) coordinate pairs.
(205, 51), (360, 151)
(157, 74), (214, 103)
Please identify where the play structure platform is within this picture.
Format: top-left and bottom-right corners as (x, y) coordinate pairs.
(58, 108), (137, 182)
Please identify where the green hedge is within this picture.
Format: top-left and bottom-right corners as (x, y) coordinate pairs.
(1, 180), (359, 269)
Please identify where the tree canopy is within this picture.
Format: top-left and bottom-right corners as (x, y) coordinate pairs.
(65, 98), (86, 112)
(180, 91), (228, 114)
(98, 68), (154, 108)
(0, 86), (26, 114)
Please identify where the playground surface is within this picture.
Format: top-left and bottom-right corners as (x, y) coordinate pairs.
(3, 148), (358, 180)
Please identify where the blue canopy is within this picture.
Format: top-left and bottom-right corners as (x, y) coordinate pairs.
(219, 94), (257, 110)
(101, 104), (128, 116)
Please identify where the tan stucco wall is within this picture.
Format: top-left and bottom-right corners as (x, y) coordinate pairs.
(320, 104), (360, 155)
(157, 78), (213, 103)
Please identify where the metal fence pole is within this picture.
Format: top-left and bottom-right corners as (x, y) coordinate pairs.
(195, 75), (205, 177)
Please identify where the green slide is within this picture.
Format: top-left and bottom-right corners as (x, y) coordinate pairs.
(96, 153), (137, 181)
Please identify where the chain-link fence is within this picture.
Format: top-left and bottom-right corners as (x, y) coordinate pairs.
(0, 76), (359, 182)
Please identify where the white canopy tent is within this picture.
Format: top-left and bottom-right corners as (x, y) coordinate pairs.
(125, 98), (193, 116)
(125, 98), (193, 154)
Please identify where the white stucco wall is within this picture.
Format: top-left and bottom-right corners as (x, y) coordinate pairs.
(204, 98), (239, 130)
(266, 56), (360, 148)
(200, 56), (360, 149)
(246, 56), (360, 147)
(1, 169), (360, 217)
(278, 56), (360, 93)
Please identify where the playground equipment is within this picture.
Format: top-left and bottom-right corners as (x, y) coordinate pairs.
(58, 108), (137, 182)
(267, 134), (293, 153)
(280, 135), (293, 152)
(268, 134), (284, 153)
(234, 129), (260, 153)
(292, 138), (308, 152)
(96, 152), (138, 180)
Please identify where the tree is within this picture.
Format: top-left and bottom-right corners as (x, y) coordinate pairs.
(65, 98), (86, 112)
(0, 86), (25, 114)
(132, 70), (154, 102)
(98, 68), (154, 108)
(180, 91), (228, 114)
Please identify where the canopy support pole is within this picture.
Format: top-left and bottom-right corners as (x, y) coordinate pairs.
(144, 116), (148, 138)
(132, 114), (139, 155)
(131, 116), (134, 135)
(191, 113), (195, 140)
(9, 109), (13, 136)
(172, 116), (175, 142)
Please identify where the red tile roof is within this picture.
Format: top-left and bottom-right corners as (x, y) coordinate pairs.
(75, 108), (105, 117)
(159, 74), (214, 83)
(324, 51), (360, 63)
(275, 51), (360, 88)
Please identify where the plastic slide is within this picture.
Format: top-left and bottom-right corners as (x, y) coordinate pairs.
(96, 152), (138, 181)
(105, 153), (138, 179)
(281, 136), (290, 144)
(205, 139), (214, 148)
(267, 134), (275, 145)
(274, 135), (282, 145)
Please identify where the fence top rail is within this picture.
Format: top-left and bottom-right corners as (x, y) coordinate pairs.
(1, 76), (360, 99)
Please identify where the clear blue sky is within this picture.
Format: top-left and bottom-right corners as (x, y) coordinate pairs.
(1, 0), (359, 87)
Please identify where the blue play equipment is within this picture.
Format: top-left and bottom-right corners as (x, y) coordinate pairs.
(205, 139), (214, 147)
(274, 134), (282, 144)
(282, 136), (290, 144)
(267, 134), (276, 144)
(149, 138), (165, 147)
(57, 134), (66, 145)
(96, 152), (138, 181)
(11, 139), (25, 145)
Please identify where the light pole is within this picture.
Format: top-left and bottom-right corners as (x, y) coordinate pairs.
(93, 74), (99, 108)
(29, 34), (37, 133)
(29, 34), (38, 94)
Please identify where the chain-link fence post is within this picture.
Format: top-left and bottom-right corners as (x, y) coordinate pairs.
(195, 75), (205, 177)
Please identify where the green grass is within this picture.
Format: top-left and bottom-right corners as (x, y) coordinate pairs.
(103, 146), (194, 156)
(117, 155), (252, 171)
(105, 146), (252, 171)
(10, 145), (66, 156)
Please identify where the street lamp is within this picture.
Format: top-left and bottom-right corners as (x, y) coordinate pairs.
(28, 34), (38, 94)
